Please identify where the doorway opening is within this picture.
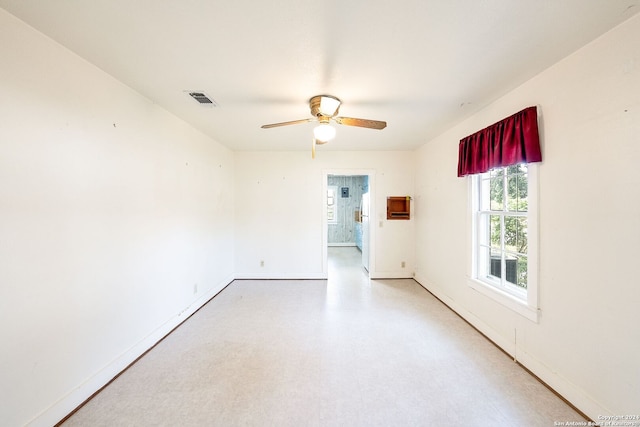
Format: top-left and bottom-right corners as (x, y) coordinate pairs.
(323, 171), (374, 278)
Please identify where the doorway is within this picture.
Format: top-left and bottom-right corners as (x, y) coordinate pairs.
(323, 170), (375, 278)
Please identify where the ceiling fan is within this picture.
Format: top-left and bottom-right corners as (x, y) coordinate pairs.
(261, 95), (387, 158)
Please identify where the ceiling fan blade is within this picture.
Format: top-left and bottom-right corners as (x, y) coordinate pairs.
(333, 116), (387, 130)
(261, 118), (314, 129)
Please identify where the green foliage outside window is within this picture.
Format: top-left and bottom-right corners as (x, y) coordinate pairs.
(487, 164), (528, 288)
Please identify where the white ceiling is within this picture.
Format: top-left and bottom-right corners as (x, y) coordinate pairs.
(2, 1), (638, 153)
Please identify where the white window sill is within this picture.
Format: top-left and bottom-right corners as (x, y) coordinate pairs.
(468, 279), (539, 323)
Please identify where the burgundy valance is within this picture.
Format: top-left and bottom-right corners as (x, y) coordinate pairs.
(457, 106), (542, 177)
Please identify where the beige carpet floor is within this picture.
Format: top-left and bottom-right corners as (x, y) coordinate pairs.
(62, 247), (585, 426)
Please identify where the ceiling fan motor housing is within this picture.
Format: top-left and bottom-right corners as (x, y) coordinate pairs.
(310, 95), (341, 117)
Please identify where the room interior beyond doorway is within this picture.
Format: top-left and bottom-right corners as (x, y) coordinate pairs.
(327, 175), (368, 248)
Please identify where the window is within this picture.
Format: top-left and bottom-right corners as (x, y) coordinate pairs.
(327, 186), (338, 224)
(471, 164), (539, 321)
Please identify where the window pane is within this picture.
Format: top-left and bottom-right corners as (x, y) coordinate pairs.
(517, 255), (528, 289)
(503, 216), (528, 255)
(490, 215), (501, 248)
(506, 164), (521, 175)
(489, 174), (503, 211)
(504, 255), (519, 286)
(505, 254), (528, 289)
(489, 248), (502, 279)
(504, 216), (515, 250)
(506, 165), (528, 212)
(517, 217), (527, 254)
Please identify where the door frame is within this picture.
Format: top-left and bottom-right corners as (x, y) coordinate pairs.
(322, 169), (376, 277)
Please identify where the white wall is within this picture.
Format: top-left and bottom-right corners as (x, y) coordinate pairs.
(234, 151), (415, 279)
(0, 10), (235, 427)
(414, 14), (640, 419)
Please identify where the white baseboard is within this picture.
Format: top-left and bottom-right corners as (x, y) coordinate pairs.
(413, 274), (607, 421)
(233, 273), (328, 280)
(370, 271), (415, 280)
(28, 274), (235, 427)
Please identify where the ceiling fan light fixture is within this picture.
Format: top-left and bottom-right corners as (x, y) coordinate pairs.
(318, 95), (341, 116)
(260, 94), (386, 158)
(313, 123), (336, 142)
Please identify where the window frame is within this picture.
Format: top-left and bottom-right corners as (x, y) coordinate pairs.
(469, 164), (539, 322)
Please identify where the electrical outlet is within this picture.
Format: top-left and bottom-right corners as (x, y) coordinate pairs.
(193, 283), (198, 294)
(260, 260), (264, 267)
(401, 261), (406, 268)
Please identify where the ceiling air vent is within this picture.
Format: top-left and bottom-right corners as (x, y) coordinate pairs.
(188, 91), (218, 106)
